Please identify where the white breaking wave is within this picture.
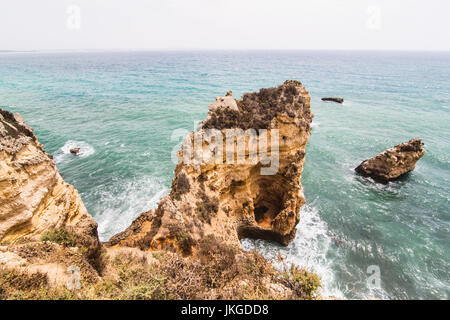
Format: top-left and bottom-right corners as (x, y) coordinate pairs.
(341, 100), (352, 107)
(93, 176), (168, 242)
(94, 175), (340, 298)
(241, 204), (344, 298)
(54, 140), (95, 163)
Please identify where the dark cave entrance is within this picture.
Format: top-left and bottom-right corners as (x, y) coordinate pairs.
(254, 205), (268, 222)
(252, 180), (284, 229)
(237, 175), (289, 245)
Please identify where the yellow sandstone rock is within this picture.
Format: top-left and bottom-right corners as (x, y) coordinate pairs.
(107, 80), (313, 254)
(0, 82), (321, 300)
(0, 108), (99, 246)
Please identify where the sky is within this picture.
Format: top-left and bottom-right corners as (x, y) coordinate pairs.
(0, 0), (449, 51)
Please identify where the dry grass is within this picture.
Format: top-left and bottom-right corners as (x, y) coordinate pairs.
(0, 235), (321, 300)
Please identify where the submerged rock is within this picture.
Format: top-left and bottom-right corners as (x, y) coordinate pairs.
(355, 138), (425, 183)
(321, 97), (344, 104)
(70, 147), (80, 155)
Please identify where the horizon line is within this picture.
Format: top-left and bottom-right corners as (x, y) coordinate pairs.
(2, 48), (450, 54)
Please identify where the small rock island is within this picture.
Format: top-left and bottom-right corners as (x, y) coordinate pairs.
(321, 97), (344, 104)
(70, 148), (80, 155)
(355, 138), (425, 183)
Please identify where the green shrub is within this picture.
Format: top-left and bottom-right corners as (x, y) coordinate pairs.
(41, 228), (77, 247)
(113, 254), (168, 300)
(195, 191), (219, 224)
(202, 82), (302, 131)
(172, 173), (190, 200)
(280, 264), (321, 299)
(167, 223), (195, 256)
(0, 269), (47, 291)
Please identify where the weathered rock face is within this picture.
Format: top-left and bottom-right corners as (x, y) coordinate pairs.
(0, 87), (320, 300)
(208, 95), (239, 113)
(355, 138), (425, 183)
(0, 108), (99, 246)
(108, 80), (313, 253)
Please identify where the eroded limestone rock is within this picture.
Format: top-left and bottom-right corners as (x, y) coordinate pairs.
(208, 94), (239, 113)
(108, 80), (313, 253)
(355, 138), (425, 183)
(0, 108), (99, 247)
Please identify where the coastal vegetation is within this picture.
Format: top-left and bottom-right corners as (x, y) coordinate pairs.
(0, 239), (320, 300)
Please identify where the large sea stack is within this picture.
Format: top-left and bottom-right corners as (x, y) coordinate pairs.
(108, 80), (314, 250)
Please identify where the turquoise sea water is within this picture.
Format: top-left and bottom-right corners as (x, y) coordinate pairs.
(0, 51), (448, 299)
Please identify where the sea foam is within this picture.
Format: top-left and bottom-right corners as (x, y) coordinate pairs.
(241, 204), (345, 299)
(92, 176), (168, 242)
(54, 140), (95, 163)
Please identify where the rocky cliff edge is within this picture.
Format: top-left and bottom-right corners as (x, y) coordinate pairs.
(0, 82), (321, 300)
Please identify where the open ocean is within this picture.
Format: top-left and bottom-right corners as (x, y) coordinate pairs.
(0, 50), (448, 299)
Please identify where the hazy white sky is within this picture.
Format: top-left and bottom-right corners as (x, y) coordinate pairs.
(0, 0), (448, 51)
